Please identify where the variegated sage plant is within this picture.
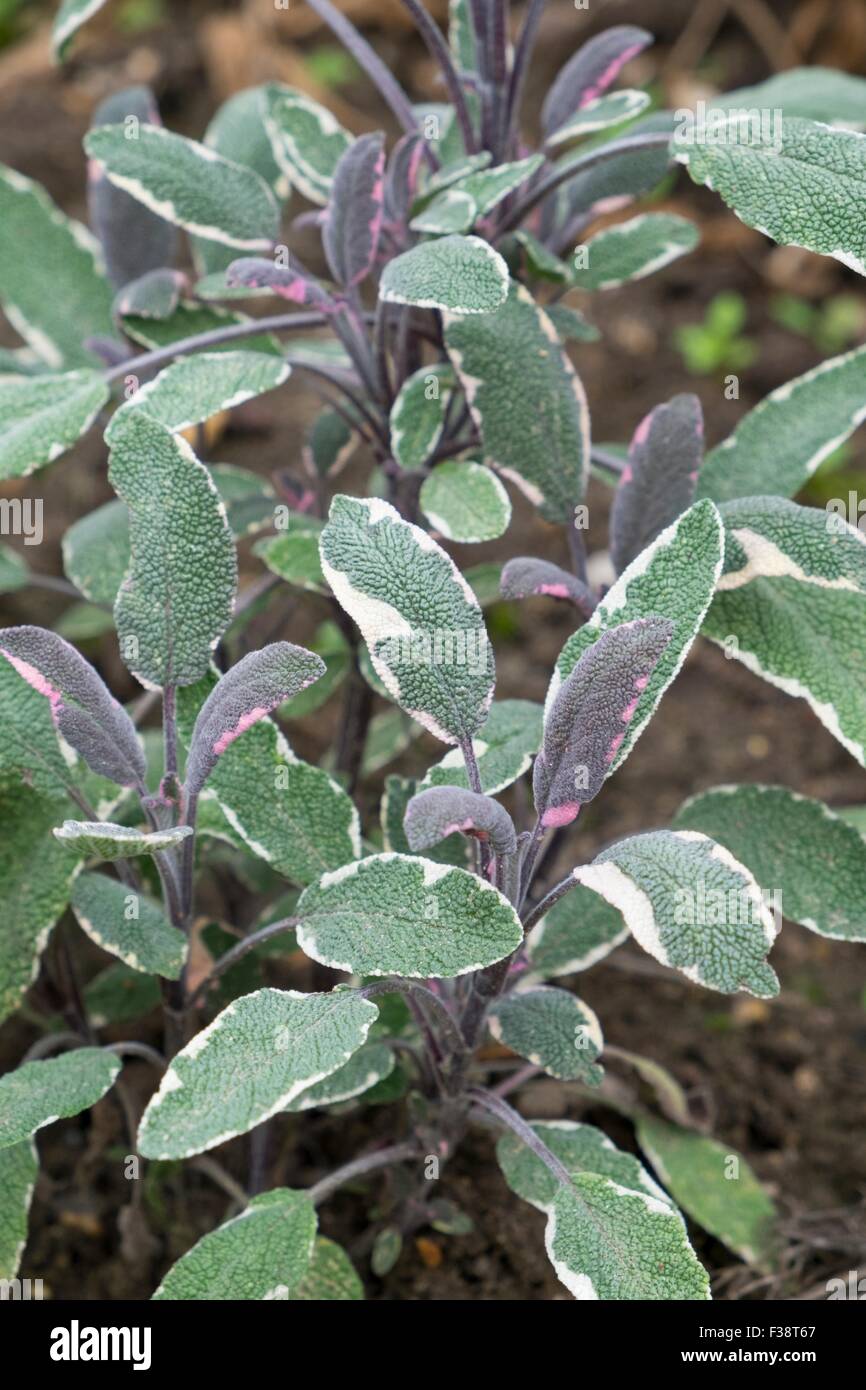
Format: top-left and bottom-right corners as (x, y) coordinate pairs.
(1, 0), (866, 1301)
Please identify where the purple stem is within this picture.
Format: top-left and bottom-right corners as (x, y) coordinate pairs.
(469, 1088), (574, 1187)
(401, 0), (478, 154)
(504, 0), (547, 155)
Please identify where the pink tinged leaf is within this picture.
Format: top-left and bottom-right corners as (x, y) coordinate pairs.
(542, 26), (653, 137)
(610, 393), (704, 576)
(404, 786), (517, 859)
(0, 626), (146, 786)
(226, 258), (333, 310)
(323, 132), (387, 289)
(533, 617), (673, 823)
(385, 133), (425, 224)
(500, 558), (595, 616)
(185, 642), (325, 799)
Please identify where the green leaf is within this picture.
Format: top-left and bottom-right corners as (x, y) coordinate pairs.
(255, 523), (327, 595)
(0, 165), (113, 368)
(209, 463), (275, 539)
(546, 303), (600, 344)
(0, 1140), (37, 1279)
(107, 352), (289, 442)
(636, 1114), (777, 1266)
(138, 988), (377, 1159)
(444, 281), (590, 522)
(0, 783), (79, 1024)
(0, 545), (28, 594)
(703, 496), (866, 764)
(0, 650), (78, 799)
(319, 495), (495, 744)
(448, 0), (476, 73)
(54, 820), (193, 861)
(0, 371), (109, 481)
(293, 1236), (364, 1300)
(284, 1040), (395, 1112)
(85, 124), (280, 251)
(546, 90), (652, 147)
(696, 343), (866, 504)
(109, 412), (237, 689)
(488, 986), (604, 1084)
(119, 299), (282, 357)
(380, 235), (510, 314)
(71, 872), (187, 978)
(675, 116), (866, 275)
(673, 784), (866, 941)
(721, 68), (866, 128)
(262, 84), (353, 206)
(153, 1188), (316, 1300)
(510, 231), (571, 284)
(85, 961), (161, 1026)
(527, 882), (628, 978)
(421, 699), (543, 795)
(550, 501), (724, 775)
(420, 461), (511, 543)
(571, 213), (698, 291)
(296, 853), (523, 979)
(547, 1175), (710, 1300)
(497, 1119), (671, 1214)
(412, 156), (544, 233)
(52, 0), (111, 60)
(575, 829), (780, 997)
(380, 775), (470, 868)
(62, 500), (129, 608)
(389, 362), (454, 471)
(0, 1048), (121, 1149)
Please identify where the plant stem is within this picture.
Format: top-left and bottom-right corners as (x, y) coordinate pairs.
(468, 1088), (573, 1187)
(307, 1142), (419, 1206)
(187, 917), (300, 1008)
(496, 131), (673, 235)
(360, 979), (468, 1062)
(591, 445), (626, 478)
(162, 685), (178, 783)
(521, 869), (579, 932)
(401, 0), (478, 154)
(104, 311), (337, 383)
(105, 1041), (166, 1069)
(504, 0), (547, 155)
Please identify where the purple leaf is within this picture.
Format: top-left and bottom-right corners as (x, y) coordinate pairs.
(323, 132), (386, 289)
(385, 133), (426, 225)
(185, 642), (325, 799)
(226, 257), (335, 311)
(610, 394), (703, 575)
(0, 626), (145, 787)
(542, 26), (653, 139)
(87, 86), (178, 291)
(404, 786), (517, 859)
(500, 557), (595, 615)
(533, 618), (672, 827)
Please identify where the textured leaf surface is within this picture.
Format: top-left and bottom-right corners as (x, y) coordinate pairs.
(534, 619), (673, 827)
(696, 344), (866, 503)
(293, 1237), (363, 1300)
(703, 496), (866, 764)
(108, 352), (289, 441)
(255, 526), (327, 595)
(546, 90), (652, 147)
(676, 116), (866, 275)
(415, 156), (544, 231)
(0, 165), (113, 368)
(109, 412), (237, 689)
(263, 84), (353, 206)
(674, 784), (866, 941)
(114, 268), (185, 320)
(153, 1189), (316, 1300)
(497, 1119), (670, 1214)
(0, 783), (79, 1025)
(420, 461), (511, 543)
(721, 67), (866, 128)
(380, 775), (469, 868)
(54, 820), (193, 861)
(185, 643), (325, 798)
(0, 1049), (121, 1149)
(0, 625), (145, 787)
(139, 989), (377, 1159)
(444, 282), (590, 522)
(319, 495), (494, 744)
(178, 677), (360, 887)
(284, 1040), (395, 1112)
(610, 394), (703, 573)
(380, 235), (509, 314)
(0, 371), (109, 481)
(85, 124), (279, 250)
(389, 363), (454, 471)
(574, 829), (780, 997)
(404, 785), (517, 858)
(421, 699), (543, 795)
(489, 986), (604, 1083)
(296, 853), (522, 978)
(547, 1176), (710, 1300)
(119, 299), (281, 357)
(527, 882), (628, 978)
(0, 649), (79, 799)
(637, 1115), (777, 1266)
(542, 24), (653, 137)
(0, 1140), (37, 1278)
(324, 133), (385, 288)
(71, 872), (187, 978)
(572, 214), (698, 291)
(549, 502), (724, 774)
(62, 500), (129, 607)
(500, 558), (593, 611)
